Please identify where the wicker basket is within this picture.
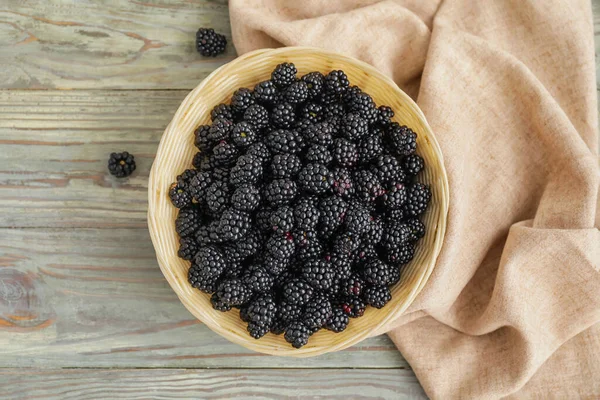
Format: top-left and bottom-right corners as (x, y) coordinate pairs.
(148, 47), (449, 357)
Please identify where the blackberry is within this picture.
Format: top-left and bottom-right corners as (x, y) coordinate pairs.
(284, 321), (312, 348)
(178, 237), (198, 260)
(329, 250), (352, 279)
(318, 196), (348, 237)
(403, 154), (424, 176)
(362, 258), (391, 285)
(256, 207), (275, 232)
(176, 167), (197, 184)
(188, 171), (212, 203)
(320, 90), (340, 105)
(266, 129), (304, 154)
(188, 262), (220, 294)
(218, 208), (251, 241)
(324, 70), (349, 95)
(231, 87), (256, 115)
(294, 197), (320, 230)
(207, 220), (224, 243)
(264, 179), (298, 206)
(340, 274), (364, 297)
(230, 154), (263, 187)
(277, 301), (303, 323)
(358, 135), (384, 164)
(231, 184), (261, 211)
(405, 183), (431, 216)
(235, 229), (263, 258)
(304, 121), (334, 147)
(175, 207), (201, 238)
(282, 279), (314, 305)
(302, 258), (335, 290)
(385, 208), (406, 224)
(342, 113), (369, 141)
(378, 105), (394, 126)
(324, 101), (346, 121)
(231, 122), (257, 148)
(195, 28), (226, 57)
(246, 294), (277, 327)
(388, 124), (417, 156)
(239, 304), (251, 322)
(283, 81), (309, 104)
(331, 168), (354, 198)
(363, 216), (384, 246)
(194, 125), (212, 151)
(383, 222), (411, 251)
(298, 163), (333, 194)
(270, 319), (288, 335)
(246, 142), (272, 165)
(381, 182), (407, 210)
(271, 103), (296, 128)
(271, 62), (297, 89)
(342, 202), (370, 235)
(306, 144), (333, 166)
(253, 80), (279, 106)
(108, 151), (136, 178)
(294, 118), (314, 133)
(206, 181), (230, 213)
(295, 230), (323, 262)
(194, 153), (211, 170)
(195, 225), (211, 247)
(363, 285), (391, 309)
(212, 141), (238, 166)
(406, 218), (426, 242)
(268, 256), (292, 278)
(342, 85), (363, 107)
(387, 242), (415, 265)
(271, 153), (302, 179)
(222, 244), (245, 265)
(352, 246), (377, 269)
(348, 92), (378, 124)
(333, 138), (358, 168)
(269, 206), (294, 233)
(216, 278), (252, 306)
(243, 104), (269, 130)
(211, 103), (233, 121)
(244, 265), (275, 293)
(211, 167), (230, 184)
(340, 296), (366, 318)
(372, 155), (406, 185)
(266, 232), (295, 259)
(194, 245), (226, 275)
(169, 182), (192, 208)
(301, 103), (324, 123)
(388, 264), (401, 285)
(302, 293), (333, 328)
(247, 322), (270, 339)
(325, 308), (349, 332)
(353, 170), (384, 203)
(301, 71), (324, 99)
(208, 118), (233, 143)
(332, 232), (362, 255)
(211, 292), (232, 312)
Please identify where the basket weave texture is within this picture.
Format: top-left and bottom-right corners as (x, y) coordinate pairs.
(148, 47), (449, 357)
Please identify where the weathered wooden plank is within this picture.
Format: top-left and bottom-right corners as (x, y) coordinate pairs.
(0, 369), (427, 399)
(0, 227), (409, 368)
(1, 0), (233, 89)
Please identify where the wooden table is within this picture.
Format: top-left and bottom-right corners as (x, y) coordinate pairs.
(1, 1), (598, 398)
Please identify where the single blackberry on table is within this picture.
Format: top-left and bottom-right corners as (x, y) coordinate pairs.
(362, 258), (392, 286)
(188, 262), (220, 294)
(271, 103), (296, 128)
(230, 122), (257, 148)
(333, 138), (358, 168)
(305, 144), (333, 166)
(253, 80), (279, 106)
(271, 62), (297, 89)
(363, 216), (384, 246)
(388, 124), (417, 156)
(277, 301), (303, 323)
(331, 168), (354, 199)
(264, 179), (298, 206)
(340, 274), (365, 297)
(211, 103), (233, 121)
(216, 278), (252, 306)
(205, 181), (230, 214)
(108, 151), (136, 178)
(266, 129), (305, 154)
(324, 70), (349, 95)
(406, 218), (426, 242)
(208, 117), (233, 143)
(403, 154), (424, 176)
(353, 170), (384, 203)
(381, 182), (407, 210)
(363, 285), (391, 309)
(212, 140), (238, 166)
(175, 207), (201, 238)
(405, 183), (431, 216)
(266, 232), (295, 260)
(269, 206), (294, 233)
(246, 142), (272, 165)
(302, 258), (335, 291)
(246, 294), (278, 327)
(284, 321), (312, 348)
(211, 292), (232, 312)
(195, 28), (227, 56)
(325, 308), (349, 333)
(194, 125), (212, 151)
(340, 296), (366, 318)
(247, 322), (270, 339)
(231, 87), (255, 115)
(283, 81), (309, 104)
(302, 293), (333, 329)
(372, 154), (406, 185)
(378, 105), (394, 126)
(342, 113), (369, 141)
(188, 171), (212, 203)
(301, 71), (324, 99)
(348, 92), (378, 124)
(301, 103), (324, 124)
(387, 242), (415, 265)
(382, 222), (411, 251)
(218, 208), (251, 241)
(231, 184), (261, 212)
(169, 182), (192, 208)
(178, 237), (198, 260)
(298, 163), (333, 195)
(243, 104), (270, 130)
(243, 265), (275, 293)
(229, 154), (263, 187)
(357, 134), (384, 164)
(318, 196), (348, 237)
(270, 153), (302, 179)
(304, 121), (334, 147)
(294, 197), (320, 230)
(282, 279), (314, 305)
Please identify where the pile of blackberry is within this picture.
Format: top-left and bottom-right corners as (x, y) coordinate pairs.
(170, 63), (430, 348)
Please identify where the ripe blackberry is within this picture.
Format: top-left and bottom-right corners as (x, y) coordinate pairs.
(222, 243), (245, 265)
(235, 229), (263, 258)
(108, 151), (136, 178)
(298, 163), (333, 195)
(255, 208), (274, 232)
(195, 28), (226, 56)
(340, 274), (364, 297)
(343, 201), (371, 235)
(378, 105), (394, 126)
(176, 167), (197, 183)
(284, 81), (309, 104)
(178, 237), (198, 260)
(246, 294), (277, 327)
(302, 258), (335, 291)
(205, 181), (230, 213)
(188, 171), (212, 203)
(271, 62), (297, 88)
(363, 285), (391, 309)
(383, 222), (411, 251)
(268, 256), (293, 279)
(324, 70), (349, 95)
(372, 155), (406, 185)
(216, 278), (252, 306)
(284, 321), (312, 348)
(301, 71), (324, 99)
(269, 206), (294, 233)
(318, 196), (348, 237)
(342, 113), (369, 141)
(362, 258), (391, 286)
(264, 179), (298, 206)
(243, 265), (275, 293)
(363, 216), (384, 246)
(388, 264), (401, 285)
(270, 319), (288, 335)
(208, 117), (233, 143)
(340, 296), (366, 318)
(282, 279), (314, 305)
(230, 154), (263, 187)
(212, 141), (238, 166)
(405, 183), (431, 216)
(385, 208), (406, 224)
(387, 242), (415, 265)
(403, 154), (424, 176)
(388, 124), (417, 156)
(331, 168), (354, 198)
(231, 87), (255, 115)
(211, 292), (232, 312)
(406, 218), (426, 242)
(348, 92), (378, 124)
(277, 301), (303, 323)
(306, 144), (333, 166)
(295, 230), (323, 262)
(358, 134), (384, 164)
(247, 322), (270, 339)
(207, 220), (224, 243)
(211, 103), (234, 121)
(332, 232), (362, 256)
(353, 170), (384, 203)
(294, 197), (320, 230)
(175, 207), (201, 238)
(342, 85), (363, 107)
(169, 182), (192, 208)
(194, 245), (226, 279)
(271, 153), (302, 179)
(301, 103), (324, 123)
(304, 121), (334, 147)
(333, 138), (358, 168)
(243, 104), (269, 130)
(246, 142), (272, 165)
(231, 122), (257, 148)
(211, 167), (230, 184)
(266, 232), (295, 259)
(231, 184), (261, 212)
(303, 293), (333, 328)
(324, 101), (346, 121)
(271, 103), (296, 128)
(194, 153), (212, 170)
(188, 262), (220, 294)
(381, 182), (407, 210)
(218, 208), (251, 241)
(253, 80), (279, 106)
(195, 225), (211, 247)
(194, 125), (212, 151)
(328, 250), (352, 279)
(325, 308), (349, 332)
(266, 129), (304, 154)
(352, 245), (377, 268)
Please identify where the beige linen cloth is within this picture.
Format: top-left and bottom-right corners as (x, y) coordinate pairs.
(229, 0), (600, 398)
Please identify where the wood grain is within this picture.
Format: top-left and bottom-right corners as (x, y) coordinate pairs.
(0, 369), (427, 399)
(0, 227), (408, 368)
(1, 0), (233, 89)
